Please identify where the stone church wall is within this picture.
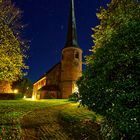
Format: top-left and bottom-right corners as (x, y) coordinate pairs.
(61, 47), (82, 98)
(45, 63), (61, 86)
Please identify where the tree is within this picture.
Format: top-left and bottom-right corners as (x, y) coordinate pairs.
(77, 0), (140, 139)
(0, 0), (28, 92)
(12, 78), (33, 98)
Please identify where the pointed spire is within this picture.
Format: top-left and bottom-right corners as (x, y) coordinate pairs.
(65, 0), (79, 48)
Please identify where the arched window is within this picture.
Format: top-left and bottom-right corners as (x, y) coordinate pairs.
(75, 52), (79, 59)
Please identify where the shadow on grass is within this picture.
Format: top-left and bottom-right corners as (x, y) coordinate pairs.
(58, 116), (104, 140)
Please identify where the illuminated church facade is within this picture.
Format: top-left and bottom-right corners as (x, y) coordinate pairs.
(32, 0), (82, 99)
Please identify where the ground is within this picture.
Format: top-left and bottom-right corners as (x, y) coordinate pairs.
(0, 99), (104, 140)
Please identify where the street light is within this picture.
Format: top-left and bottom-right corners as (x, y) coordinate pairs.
(14, 89), (18, 94)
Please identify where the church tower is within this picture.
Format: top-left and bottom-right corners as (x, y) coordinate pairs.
(60, 0), (82, 98)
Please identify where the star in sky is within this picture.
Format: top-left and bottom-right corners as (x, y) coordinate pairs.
(60, 25), (64, 30)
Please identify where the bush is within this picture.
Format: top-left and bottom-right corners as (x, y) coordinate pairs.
(77, 1), (140, 139)
(0, 93), (23, 100)
(69, 92), (79, 102)
(15, 93), (24, 99)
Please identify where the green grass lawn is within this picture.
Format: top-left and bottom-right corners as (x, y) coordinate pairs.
(0, 99), (69, 125)
(58, 102), (104, 140)
(0, 99), (70, 139)
(0, 99), (103, 139)
(59, 102), (103, 123)
(0, 99), (103, 124)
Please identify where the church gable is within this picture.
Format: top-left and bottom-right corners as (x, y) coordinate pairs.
(33, 77), (46, 95)
(33, 63), (61, 99)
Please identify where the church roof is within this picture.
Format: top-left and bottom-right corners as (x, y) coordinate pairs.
(34, 62), (60, 84)
(38, 85), (60, 91)
(44, 62), (60, 76)
(64, 0), (80, 49)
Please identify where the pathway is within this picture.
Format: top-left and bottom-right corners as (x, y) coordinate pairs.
(20, 105), (71, 140)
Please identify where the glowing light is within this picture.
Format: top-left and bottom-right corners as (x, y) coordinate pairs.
(14, 89), (18, 94)
(74, 86), (79, 93)
(32, 95), (35, 100)
(23, 96), (26, 99)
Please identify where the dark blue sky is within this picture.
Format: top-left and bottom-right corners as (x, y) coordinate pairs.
(13, 0), (110, 83)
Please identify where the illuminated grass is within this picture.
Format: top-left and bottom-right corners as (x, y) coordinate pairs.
(0, 99), (70, 139)
(0, 99), (69, 125)
(58, 102), (104, 140)
(59, 102), (103, 123)
(0, 99), (104, 139)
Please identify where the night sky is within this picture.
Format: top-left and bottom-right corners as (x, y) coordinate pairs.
(13, 0), (110, 83)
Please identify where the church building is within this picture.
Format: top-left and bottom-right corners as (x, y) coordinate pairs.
(32, 0), (82, 99)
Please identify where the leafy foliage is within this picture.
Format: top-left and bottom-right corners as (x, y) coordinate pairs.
(0, 0), (28, 82)
(69, 92), (79, 102)
(77, 0), (140, 139)
(0, 93), (23, 100)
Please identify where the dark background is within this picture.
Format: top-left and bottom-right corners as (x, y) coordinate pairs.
(13, 0), (110, 83)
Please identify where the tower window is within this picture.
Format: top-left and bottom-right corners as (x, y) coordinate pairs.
(75, 52), (79, 59)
